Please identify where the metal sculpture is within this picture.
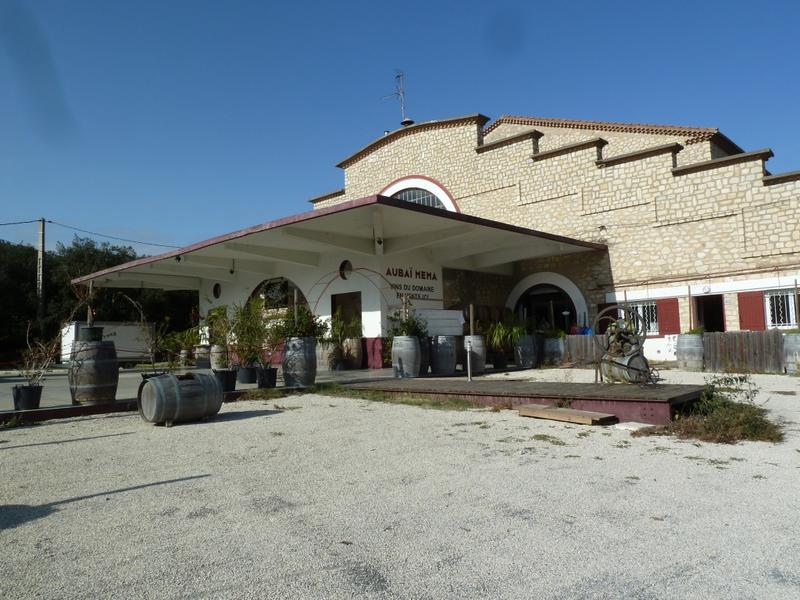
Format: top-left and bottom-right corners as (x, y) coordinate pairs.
(593, 305), (658, 384)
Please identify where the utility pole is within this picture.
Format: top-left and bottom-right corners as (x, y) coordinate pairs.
(37, 217), (45, 331)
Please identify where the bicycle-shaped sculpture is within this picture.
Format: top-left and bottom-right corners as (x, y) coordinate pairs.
(593, 305), (659, 384)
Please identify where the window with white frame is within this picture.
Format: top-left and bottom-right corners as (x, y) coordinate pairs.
(391, 187), (446, 210)
(764, 290), (798, 328)
(624, 301), (659, 335)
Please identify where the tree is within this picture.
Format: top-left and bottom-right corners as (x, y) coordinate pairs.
(0, 235), (198, 361)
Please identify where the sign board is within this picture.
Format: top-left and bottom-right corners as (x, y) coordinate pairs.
(414, 309), (464, 336)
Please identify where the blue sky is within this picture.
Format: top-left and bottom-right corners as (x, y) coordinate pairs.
(2, 0), (799, 254)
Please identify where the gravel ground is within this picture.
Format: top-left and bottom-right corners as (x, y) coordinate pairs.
(1, 369), (799, 599)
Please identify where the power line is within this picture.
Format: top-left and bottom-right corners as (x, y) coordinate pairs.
(46, 220), (181, 249)
(1, 217), (181, 249)
(0, 219), (40, 226)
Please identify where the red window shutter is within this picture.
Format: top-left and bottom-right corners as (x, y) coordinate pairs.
(656, 298), (680, 335)
(738, 291), (765, 331)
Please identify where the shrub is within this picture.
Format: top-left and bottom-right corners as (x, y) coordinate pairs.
(633, 374), (783, 444)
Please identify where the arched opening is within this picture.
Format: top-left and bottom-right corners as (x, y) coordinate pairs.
(379, 176), (458, 212)
(506, 272), (589, 334)
(514, 284), (577, 333)
(251, 277), (308, 309)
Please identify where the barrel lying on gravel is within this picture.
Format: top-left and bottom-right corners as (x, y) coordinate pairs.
(138, 372), (222, 426)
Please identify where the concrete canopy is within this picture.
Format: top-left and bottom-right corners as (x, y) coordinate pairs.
(72, 195), (606, 291)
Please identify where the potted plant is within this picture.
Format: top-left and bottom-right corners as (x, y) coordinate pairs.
(277, 305), (327, 388)
(388, 310), (428, 378)
(542, 328), (566, 365)
(174, 327), (200, 367)
(512, 319), (536, 368)
(13, 324), (60, 411)
(486, 320), (515, 369)
(258, 308), (283, 388)
(343, 316), (364, 369)
(322, 308), (363, 370)
(231, 298), (267, 384)
(206, 305), (237, 392)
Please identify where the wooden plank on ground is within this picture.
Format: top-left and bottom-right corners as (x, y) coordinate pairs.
(517, 403), (617, 425)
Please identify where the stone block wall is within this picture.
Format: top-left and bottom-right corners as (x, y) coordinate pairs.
(312, 115), (800, 330)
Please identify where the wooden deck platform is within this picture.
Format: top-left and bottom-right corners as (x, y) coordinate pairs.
(0, 399), (138, 425)
(345, 379), (706, 425)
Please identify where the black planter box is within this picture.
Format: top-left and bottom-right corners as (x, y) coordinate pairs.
(13, 385), (43, 411)
(213, 369), (237, 393)
(257, 367), (277, 388)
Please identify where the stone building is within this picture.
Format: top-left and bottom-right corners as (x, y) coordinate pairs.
(310, 114), (800, 359)
(76, 113), (800, 363)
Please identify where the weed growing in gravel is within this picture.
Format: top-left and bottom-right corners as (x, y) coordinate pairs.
(241, 388), (291, 401)
(614, 440), (631, 448)
(633, 375), (783, 444)
(576, 431), (592, 438)
(531, 434), (566, 446)
(497, 436), (526, 443)
(0, 415), (32, 429)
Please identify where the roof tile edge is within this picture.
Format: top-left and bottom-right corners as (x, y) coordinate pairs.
(336, 114), (490, 169)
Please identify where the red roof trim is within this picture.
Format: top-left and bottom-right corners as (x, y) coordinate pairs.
(484, 115), (719, 141)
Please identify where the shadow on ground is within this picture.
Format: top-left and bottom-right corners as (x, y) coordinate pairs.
(209, 409), (282, 423)
(0, 474), (210, 531)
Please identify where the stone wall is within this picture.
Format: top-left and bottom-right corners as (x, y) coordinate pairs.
(312, 116), (800, 331)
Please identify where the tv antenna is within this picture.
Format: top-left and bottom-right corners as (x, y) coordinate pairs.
(383, 70), (414, 127)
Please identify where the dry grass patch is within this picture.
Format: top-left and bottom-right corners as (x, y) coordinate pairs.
(633, 375), (783, 444)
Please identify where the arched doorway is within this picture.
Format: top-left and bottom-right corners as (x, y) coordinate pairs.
(506, 272), (588, 333)
(251, 277), (308, 309)
(514, 284), (576, 333)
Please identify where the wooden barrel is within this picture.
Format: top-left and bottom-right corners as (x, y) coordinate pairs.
(600, 353), (650, 383)
(315, 341), (334, 371)
(783, 333), (800, 374)
(195, 345), (211, 369)
(676, 334), (704, 371)
(138, 372), (222, 426)
(463, 335), (486, 374)
(419, 337), (430, 376)
(543, 337), (565, 365)
(391, 336), (421, 378)
(210, 345), (227, 370)
(282, 337), (317, 388)
(343, 338), (363, 369)
(430, 335), (456, 376)
(513, 335), (536, 368)
(69, 339), (119, 404)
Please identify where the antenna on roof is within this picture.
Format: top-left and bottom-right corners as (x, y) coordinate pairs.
(383, 70), (414, 127)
